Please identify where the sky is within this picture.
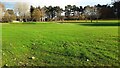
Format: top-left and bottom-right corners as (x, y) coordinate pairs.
(0, 0), (113, 9)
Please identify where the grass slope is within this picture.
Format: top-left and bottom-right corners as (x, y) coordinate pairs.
(2, 22), (119, 66)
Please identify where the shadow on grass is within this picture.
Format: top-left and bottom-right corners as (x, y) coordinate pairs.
(80, 22), (120, 26)
(57, 22), (83, 23)
(9, 22), (36, 24)
(22, 22), (36, 24)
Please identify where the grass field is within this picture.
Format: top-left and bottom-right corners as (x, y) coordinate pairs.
(1, 21), (119, 66)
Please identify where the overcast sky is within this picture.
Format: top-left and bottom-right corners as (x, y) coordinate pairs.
(0, 0), (113, 9)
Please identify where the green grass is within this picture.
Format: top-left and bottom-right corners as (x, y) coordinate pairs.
(2, 22), (119, 66)
(57, 20), (120, 23)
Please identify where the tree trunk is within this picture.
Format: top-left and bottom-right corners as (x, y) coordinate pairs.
(85, 18), (87, 22)
(96, 17), (98, 23)
(90, 17), (92, 23)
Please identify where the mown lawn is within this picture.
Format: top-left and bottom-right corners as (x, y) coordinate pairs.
(2, 22), (119, 66)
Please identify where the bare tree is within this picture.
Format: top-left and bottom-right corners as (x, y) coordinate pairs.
(84, 6), (100, 22)
(41, 7), (46, 21)
(94, 8), (100, 22)
(14, 2), (30, 22)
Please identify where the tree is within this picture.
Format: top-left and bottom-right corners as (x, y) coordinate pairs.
(2, 11), (11, 22)
(84, 6), (100, 22)
(64, 5), (81, 20)
(71, 5), (80, 20)
(43, 6), (56, 21)
(41, 7), (47, 21)
(79, 6), (84, 12)
(95, 4), (116, 19)
(7, 9), (16, 21)
(71, 5), (79, 16)
(14, 2), (30, 22)
(65, 5), (72, 17)
(54, 6), (63, 21)
(48, 6), (55, 20)
(32, 8), (42, 21)
(43, 6), (52, 20)
(2, 9), (16, 23)
(42, 6), (49, 21)
(37, 6), (45, 21)
(113, 1), (120, 19)
(0, 2), (5, 22)
(30, 5), (35, 19)
(99, 7), (115, 19)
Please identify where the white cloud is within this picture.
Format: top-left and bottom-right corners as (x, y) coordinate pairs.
(0, 0), (112, 8)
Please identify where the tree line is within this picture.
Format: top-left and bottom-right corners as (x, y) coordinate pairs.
(0, 1), (120, 23)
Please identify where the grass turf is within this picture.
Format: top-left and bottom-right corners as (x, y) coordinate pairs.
(1, 22), (119, 66)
